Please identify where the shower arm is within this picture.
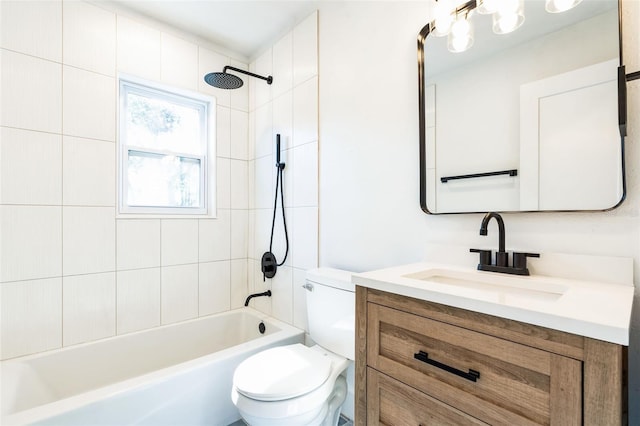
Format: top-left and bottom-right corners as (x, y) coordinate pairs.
(223, 66), (273, 85)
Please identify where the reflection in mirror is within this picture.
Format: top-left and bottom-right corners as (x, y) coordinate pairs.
(419, 0), (624, 214)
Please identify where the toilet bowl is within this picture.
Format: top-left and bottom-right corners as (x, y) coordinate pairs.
(232, 344), (349, 426)
(232, 268), (355, 426)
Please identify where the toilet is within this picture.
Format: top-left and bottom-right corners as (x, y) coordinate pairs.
(232, 268), (355, 426)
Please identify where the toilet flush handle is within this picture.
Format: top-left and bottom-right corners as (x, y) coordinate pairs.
(302, 282), (314, 292)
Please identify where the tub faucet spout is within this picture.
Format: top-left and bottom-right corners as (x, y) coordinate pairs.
(244, 290), (272, 307)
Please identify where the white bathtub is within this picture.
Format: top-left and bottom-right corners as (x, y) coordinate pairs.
(1, 308), (304, 426)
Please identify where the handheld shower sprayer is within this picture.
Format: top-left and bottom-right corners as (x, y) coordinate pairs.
(261, 134), (289, 281)
(276, 134), (285, 171)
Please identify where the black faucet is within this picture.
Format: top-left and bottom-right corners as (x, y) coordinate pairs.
(471, 212), (539, 276)
(479, 212), (508, 267)
(244, 290), (272, 307)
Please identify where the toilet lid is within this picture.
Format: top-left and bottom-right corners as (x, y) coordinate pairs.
(234, 344), (332, 401)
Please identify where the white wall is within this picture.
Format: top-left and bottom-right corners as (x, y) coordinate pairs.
(247, 12), (319, 332)
(317, 0), (640, 422)
(0, 0), (250, 360)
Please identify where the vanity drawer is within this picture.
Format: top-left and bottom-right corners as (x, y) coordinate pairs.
(366, 368), (488, 426)
(367, 303), (582, 425)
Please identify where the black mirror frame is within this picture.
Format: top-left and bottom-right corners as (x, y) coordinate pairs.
(418, 0), (630, 215)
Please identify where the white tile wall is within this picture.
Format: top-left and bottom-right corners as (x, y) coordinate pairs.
(161, 219), (199, 266)
(0, 127), (62, 205)
(63, 207), (116, 276)
(273, 92), (293, 149)
(199, 211), (231, 262)
(116, 220), (161, 270)
(230, 110), (249, 160)
(253, 48), (273, 108)
(231, 210), (249, 259)
(117, 268), (161, 334)
(161, 33), (198, 90)
(0, 50), (62, 133)
(254, 103), (273, 159)
(293, 12), (318, 86)
(63, 1), (116, 76)
(0, 0), (62, 62)
(1, 278), (62, 359)
(231, 259), (248, 309)
(217, 158), (231, 209)
(62, 137), (115, 206)
(291, 207), (319, 270)
(116, 15), (161, 81)
(272, 32), (293, 98)
(255, 156), (274, 209)
(63, 272), (116, 346)
(293, 77), (319, 147)
(292, 141), (318, 207)
(217, 106), (232, 158)
(199, 261), (231, 316)
(62, 66), (116, 141)
(1, 205), (62, 282)
(161, 264), (198, 324)
(231, 160), (249, 209)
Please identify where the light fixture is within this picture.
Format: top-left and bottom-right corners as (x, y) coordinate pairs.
(545, 0), (583, 14)
(447, 12), (474, 53)
(492, 0), (525, 34)
(431, 0), (583, 53)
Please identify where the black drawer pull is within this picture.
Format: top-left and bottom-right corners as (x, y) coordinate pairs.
(414, 351), (480, 382)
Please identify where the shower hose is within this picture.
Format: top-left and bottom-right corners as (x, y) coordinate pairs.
(269, 159), (289, 266)
(261, 134), (289, 281)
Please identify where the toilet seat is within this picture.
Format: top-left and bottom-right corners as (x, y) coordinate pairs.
(234, 344), (332, 401)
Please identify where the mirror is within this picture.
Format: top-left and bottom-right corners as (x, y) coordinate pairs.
(418, 0), (624, 214)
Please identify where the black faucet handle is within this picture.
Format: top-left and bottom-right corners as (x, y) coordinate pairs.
(470, 248), (492, 266)
(512, 252), (540, 271)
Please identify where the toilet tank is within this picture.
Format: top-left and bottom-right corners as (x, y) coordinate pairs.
(305, 268), (355, 360)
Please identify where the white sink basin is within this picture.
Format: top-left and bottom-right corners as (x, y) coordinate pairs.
(403, 268), (567, 301)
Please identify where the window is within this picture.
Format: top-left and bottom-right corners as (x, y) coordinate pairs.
(118, 76), (215, 215)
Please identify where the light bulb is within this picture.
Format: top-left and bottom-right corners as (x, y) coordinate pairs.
(447, 15), (474, 53)
(450, 17), (470, 37)
(545, 0), (583, 13)
(492, 0), (524, 35)
(432, 0), (454, 37)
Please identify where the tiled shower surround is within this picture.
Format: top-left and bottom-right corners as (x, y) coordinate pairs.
(0, 1), (319, 360)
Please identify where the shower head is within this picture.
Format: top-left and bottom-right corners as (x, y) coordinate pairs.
(203, 65), (273, 90)
(204, 72), (244, 89)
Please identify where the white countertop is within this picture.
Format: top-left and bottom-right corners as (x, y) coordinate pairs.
(352, 262), (635, 346)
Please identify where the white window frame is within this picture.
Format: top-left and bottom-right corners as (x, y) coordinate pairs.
(118, 74), (216, 216)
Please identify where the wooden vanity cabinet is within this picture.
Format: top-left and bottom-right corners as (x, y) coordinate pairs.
(355, 287), (627, 426)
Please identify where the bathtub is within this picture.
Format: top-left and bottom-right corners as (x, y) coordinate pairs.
(1, 308), (304, 426)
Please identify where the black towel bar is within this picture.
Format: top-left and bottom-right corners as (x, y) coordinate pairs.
(440, 169), (518, 183)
